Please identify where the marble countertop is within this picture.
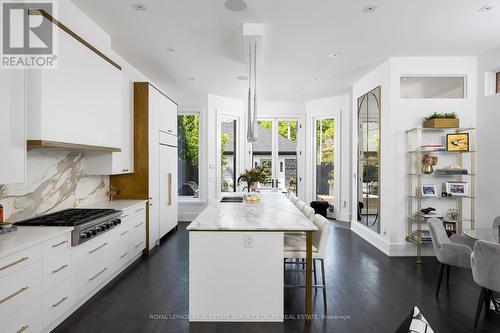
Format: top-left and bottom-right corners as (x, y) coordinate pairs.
(0, 226), (73, 258)
(187, 192), (317, 232)
(83, 199), (147, 212)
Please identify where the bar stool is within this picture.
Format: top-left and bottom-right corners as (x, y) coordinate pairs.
(301, 205), (315, 221)
(295, 200), (306, 211)
(284, 214), (330, 313)
(289, 194), (298, 205)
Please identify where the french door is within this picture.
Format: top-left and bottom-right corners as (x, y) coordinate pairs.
(251, 118), (301, 195)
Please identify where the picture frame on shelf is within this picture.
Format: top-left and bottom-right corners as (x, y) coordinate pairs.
(420, 184), (438, 197)
(446, 133), (469, 152)
(445, 182), (469, 197)
(443, 221), (457, 235)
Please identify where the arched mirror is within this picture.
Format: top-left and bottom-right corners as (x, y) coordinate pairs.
(357, 86), (381, 233)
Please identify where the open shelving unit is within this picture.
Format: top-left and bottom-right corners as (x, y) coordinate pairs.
(406, 127), (476, 263)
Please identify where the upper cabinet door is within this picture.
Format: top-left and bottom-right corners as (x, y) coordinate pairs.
(149, 85), (177, 136)
(27, 15), (122, 149)
(0, 70), (26, 185)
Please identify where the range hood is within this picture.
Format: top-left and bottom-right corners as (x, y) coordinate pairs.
(27, 140), (121, 152)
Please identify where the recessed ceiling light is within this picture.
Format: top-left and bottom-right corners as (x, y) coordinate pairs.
(237, 75), (249, 81)
(188, 77), (196, 80)
(314, 77), (318, 81)
(165, 48), (175, 52)
(478, 5), (495, 12)
(363, 6), (377, 13)
(224, 0), (247, 12)
(132, 3), (147, 11)
(329, 52), (340, 58)
(301, 93), (307, 97)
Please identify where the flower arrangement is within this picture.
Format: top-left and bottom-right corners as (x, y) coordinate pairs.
(421, 154), (438, 174)
(237, 167), (268, 192)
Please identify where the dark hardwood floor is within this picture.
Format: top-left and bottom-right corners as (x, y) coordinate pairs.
(54, 222), (500, 333)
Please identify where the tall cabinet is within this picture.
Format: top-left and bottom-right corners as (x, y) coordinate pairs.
(111, 82), (178, 253)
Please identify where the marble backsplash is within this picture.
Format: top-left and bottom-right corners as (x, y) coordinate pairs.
(0, 150), (109, 222)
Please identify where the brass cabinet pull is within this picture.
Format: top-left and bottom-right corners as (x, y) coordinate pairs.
(134, 222), (144, 228)
(120, 231), (129, 236)
(52, 240), (68, 248)
(89, 268), (107, 281)
(0, 286), (29, 304)
(52, 296), (68, 308)
(167, 173), (172, 206)
(134, 241), (144, 249)
(52, 264), (68, 274)
(122, 168), (129, 172)
(89, 242), (108, 254)
(0, 257), (28, 271)
(120, 252), (128, 258)
(134, 208), (144, 213)
(16, 325), (30, 333)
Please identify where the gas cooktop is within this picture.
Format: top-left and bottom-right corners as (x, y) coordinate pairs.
(15, 208), (123, 245)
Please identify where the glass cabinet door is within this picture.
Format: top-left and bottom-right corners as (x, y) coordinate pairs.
(357, 87), (381, 233)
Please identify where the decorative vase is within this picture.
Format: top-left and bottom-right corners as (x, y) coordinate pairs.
(422, 165), (433, 174)
(250, 183), (258, 192)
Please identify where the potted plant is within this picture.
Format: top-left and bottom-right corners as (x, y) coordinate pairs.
(423, 112), (459, 128)
(237, 167), (268, 192)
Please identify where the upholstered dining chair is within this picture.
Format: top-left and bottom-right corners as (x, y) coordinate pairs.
(428, 218), (473, 297)
(289, 194), (298, 205)
(471, 240), (500, 328)
(493, 216), (500, 229)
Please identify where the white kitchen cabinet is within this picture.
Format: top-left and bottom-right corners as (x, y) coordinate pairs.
(26, 15), (122, 149)
(111, 83), (178, 252)
(159, 136), (178, 238)
(151, 86), (178, 135)
(0, 70), (26, 185)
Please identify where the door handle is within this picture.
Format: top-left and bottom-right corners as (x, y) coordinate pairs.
(167, 173), (172, 206)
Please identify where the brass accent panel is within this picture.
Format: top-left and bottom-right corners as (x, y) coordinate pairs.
(305, 231), (313, 320)
(27, 140), (121, 152)
(28, 9), (121, 70)
(111, 82), (151, 253)
(167, 173), (172, 206)
(496, 72), (500, 94)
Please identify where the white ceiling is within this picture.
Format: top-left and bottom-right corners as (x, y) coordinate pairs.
(72, 0), (500, 102)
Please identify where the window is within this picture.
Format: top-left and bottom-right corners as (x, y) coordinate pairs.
(178, 114), (200, 199)
(496, 72), (500, 94)
(400, 76), (465, 99)
(221, 117), (237, 192)
(315, 118), (334, 201)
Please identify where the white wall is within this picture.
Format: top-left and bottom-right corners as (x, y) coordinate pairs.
(351, 57), (477, 256)
(477, 46), (500, 228)
(305, 95), (351, 221)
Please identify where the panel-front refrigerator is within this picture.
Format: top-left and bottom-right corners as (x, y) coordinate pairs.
(159, 131), (178, 238)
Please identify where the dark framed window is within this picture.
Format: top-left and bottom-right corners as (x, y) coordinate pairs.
(178, 114), (200, 199)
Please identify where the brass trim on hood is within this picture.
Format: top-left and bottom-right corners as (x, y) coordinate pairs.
(27, 140), (121, 152)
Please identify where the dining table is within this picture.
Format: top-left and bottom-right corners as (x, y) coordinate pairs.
(464, 228), (500, 243)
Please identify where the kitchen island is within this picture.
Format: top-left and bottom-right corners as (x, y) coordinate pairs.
(187, 192), (317, 322)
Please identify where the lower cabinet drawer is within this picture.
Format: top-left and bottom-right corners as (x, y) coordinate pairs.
(0, 261), (42, 314)
(74, 260), (112, 299)
(129, 228), (146, 257)
(43, 280), (74, 327)
(0, 244), (42, 280)
(0, 296), (42, 333)
(43, 249), (71, 292)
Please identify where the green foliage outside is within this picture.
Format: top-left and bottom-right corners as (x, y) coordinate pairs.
(221, 132), (230, 170)
(316, 119), (335, 163)
(259, 120), (298, 142)
(178, 114), (199, 166)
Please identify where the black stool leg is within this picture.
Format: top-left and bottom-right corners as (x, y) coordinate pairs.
(446, 265), (451, 286)
(320, 259), (327, 314)
(474, 288), (487, 328)
(436, 263), (445, 296)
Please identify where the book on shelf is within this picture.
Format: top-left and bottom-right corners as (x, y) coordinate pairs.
(410, 230), (432, 242)
(417, 212), (444, 221)
(435, 168), (469, 175)
(420, 144), (446, 152)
